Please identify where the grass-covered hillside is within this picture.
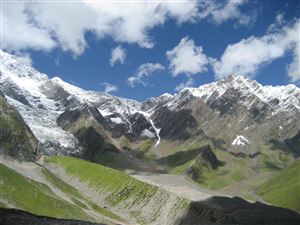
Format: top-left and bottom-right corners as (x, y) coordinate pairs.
(256, 160), (300, 212)
(0, 163), (90, 221)
(45, 156), (189, 225)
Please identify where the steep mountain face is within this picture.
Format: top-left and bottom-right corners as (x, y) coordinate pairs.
(0, 52), (80, 155)
(151, 75), (300, 155)
(185, 75), (300, 151)
(0, 94), (38, 161)
(1, 50), (299, 160)
(57, 104), (119, 162)
(0, 51), (149, 155)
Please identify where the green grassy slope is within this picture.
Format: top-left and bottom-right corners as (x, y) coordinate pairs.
(45, 156), (189, 225)
(164, 146), (250, 190)
(161, 140), (295, 193)
(41, 167), (124, 222)
(45, 156), (158, 202)
(0, 163), (90, 221)
(256, 160), (300, 212)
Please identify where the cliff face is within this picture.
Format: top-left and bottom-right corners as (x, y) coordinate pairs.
(0, 95), (38, 161)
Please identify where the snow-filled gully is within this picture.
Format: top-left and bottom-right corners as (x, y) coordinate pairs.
(149, 118), (161, 147)
(138, 111), (161, 147)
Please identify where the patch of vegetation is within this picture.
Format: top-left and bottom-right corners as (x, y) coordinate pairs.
(256, 160), (300, 212)
(44, 156), (189, 224)
(139, 139), (153, 152)
(231, 171), (247, 182)
(0, 163), (90, 221)
(260, 154), (282, 171)
(91, 204), (125, 222)
(192, 165), (229, 190)
(164, 148), (202, 168)
(42, 168), (83, 200)
(42, 166), (127, 222)
(0, 96), (36, 161)
(129, 210), (146, 225)
(0, 201), (7, 208)
(241, 193), (258, 202)
(119, 136), (131, 150)
(257, 148), (293, 173)
(170, 158), (194, 174)
(133, 139), (154, 160)
(93, 151), (122, 168)
(71, 197), (88, 209)
(45, 156), (159, 207)
(164, 144), (257, 190)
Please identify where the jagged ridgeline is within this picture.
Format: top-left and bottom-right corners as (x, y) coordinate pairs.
(0, 50), (300, 225)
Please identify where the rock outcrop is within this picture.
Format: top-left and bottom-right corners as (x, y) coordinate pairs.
(0, 95), (38, 161)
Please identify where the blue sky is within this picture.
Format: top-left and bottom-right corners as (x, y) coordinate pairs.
(2, 0), (300, 101)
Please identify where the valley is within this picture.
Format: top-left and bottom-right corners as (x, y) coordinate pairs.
(0, 50), (300, 224)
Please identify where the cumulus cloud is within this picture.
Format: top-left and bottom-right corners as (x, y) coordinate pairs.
(212, 19), (300, 82)
(207, 0), (253, 26)
(196, 0), (254, 26)
(2, 1), (199, 55)
(175, 77), (195, 91)
(166, 37), (210, 76)
(2, 0), (253, 56)
(110, 45), (126, 66)
(127, 63), (165, 87)
(2, 2), (56, 52)
(100, 82), (119, 94)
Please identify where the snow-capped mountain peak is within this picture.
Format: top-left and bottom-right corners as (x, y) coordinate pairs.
(182, 74), (300, 113)
(1, 51), (299, 156)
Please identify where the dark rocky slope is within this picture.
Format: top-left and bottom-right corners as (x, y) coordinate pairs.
(0, 95), (38, 161)
(186, 145), (223, 180)
(178, 196), (300, 225)
(57, 105), (119, 162)
(0, 208), (106, 225)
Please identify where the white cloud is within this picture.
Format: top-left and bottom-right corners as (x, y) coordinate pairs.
(197, 0), (254, 26)
(2, 2), (56, 52)
(100, 82), (118, 94)
(166, 37), (210, 76)
(175, 77), (194, 91)
(287, 41), (300, 83)
(127, 63), (165, 87)
(2, 1), (199, 55)
(213, 19), (300, 83)
(209, 0), (253, 26)
(2, 0), (253, 56)
(110, 45), (126, 66)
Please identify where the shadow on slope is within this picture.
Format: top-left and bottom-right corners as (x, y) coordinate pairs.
(177, 196), (300, 225)
(0, 208), (106, 225)
(159, 147), (203, 168)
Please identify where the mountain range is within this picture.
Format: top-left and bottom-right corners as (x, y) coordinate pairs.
(0, 50), (300, 225)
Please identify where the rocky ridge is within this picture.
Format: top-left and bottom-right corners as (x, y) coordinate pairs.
(0, 50), (299, 158)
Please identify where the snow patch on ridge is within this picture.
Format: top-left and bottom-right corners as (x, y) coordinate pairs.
(140, 129), (156, 139)
(98, 108), (113, 117)
(110, 117), (123, 124)
(232, 135), (250, 146)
